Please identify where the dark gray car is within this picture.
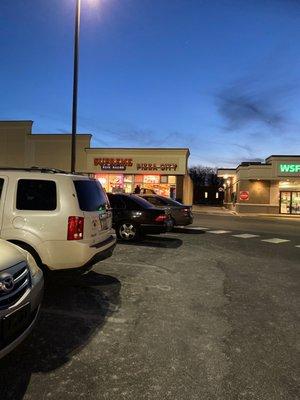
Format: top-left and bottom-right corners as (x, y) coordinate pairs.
(139, 194), (193, 226)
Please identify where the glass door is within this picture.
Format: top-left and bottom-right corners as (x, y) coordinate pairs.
(280, 191), (291, 214)
(291, 192), (300, 214)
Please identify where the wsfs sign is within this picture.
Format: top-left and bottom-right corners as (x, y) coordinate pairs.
(279, 164), (300, 173)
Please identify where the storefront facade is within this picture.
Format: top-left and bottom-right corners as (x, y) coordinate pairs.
(0, 121), (193, 204)
(218, 155), (300, 215)
(86, 148), (190, 200)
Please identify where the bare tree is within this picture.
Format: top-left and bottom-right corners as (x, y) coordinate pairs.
(189, 166), (222, 186)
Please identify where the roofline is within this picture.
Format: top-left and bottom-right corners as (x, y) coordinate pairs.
(0, 120), (33, 123)
(87, 147), (190, 155)
(87, 147), (190, 150)
(266, 154), (300, 161)
(30, 133), (92, 137)
(0, 120), (33, 125)
(219, 155), (300, 171)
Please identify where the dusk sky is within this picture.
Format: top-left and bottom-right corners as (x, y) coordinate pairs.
(1, 0), (300, 167)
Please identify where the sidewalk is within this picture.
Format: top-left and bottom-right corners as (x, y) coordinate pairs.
(192, 205), (300, 219)
(237, 212), (300, 219)
(192, 205), (235, 215)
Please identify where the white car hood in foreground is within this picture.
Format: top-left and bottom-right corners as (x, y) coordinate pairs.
(0, 240), (25, 271)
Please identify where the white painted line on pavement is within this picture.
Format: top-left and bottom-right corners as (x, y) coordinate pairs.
(232, 234), (260, 239)
(295, 245), (300, 248)
(261, 238), (290, 244)
(186, 226), (208, 230)
(207, 230), (231, 234)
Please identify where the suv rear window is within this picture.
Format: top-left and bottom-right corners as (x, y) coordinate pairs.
(17, 179), (57, 211)
(74, 179), (108, 212)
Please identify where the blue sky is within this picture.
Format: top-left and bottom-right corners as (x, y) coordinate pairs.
(1, 0), (300, 167)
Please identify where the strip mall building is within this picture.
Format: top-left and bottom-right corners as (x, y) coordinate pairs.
(218, 155), (300, 215)
(0, 121), (193, 204)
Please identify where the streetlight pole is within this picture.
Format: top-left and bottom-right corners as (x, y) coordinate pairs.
(71, 0), (81, 173)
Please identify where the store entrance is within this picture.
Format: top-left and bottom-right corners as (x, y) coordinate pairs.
(280, 191), (300, 214)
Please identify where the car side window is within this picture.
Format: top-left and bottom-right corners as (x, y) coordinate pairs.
(16, 179), (57, 211)
(143, 196), (154, 204)
(123, 197), (143, 210)
(164, 199), (177, 206)
(110, 196), (126, 209)
(147, 197), (165, 206)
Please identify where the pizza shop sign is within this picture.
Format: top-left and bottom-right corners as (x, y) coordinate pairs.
(94, 158), (133, 171)
(93, 158), (177, 172)
(137, 163), (177, 172)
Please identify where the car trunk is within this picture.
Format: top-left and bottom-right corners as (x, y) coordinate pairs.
(145, 207), (172, 224)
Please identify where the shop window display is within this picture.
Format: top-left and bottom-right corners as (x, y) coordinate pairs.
(280, 191), (300, 214)
(291, 192), (300, 214)
(96, 173), (177, 198)
(96, 174), (109, 191)
(124, 175), (133, 193)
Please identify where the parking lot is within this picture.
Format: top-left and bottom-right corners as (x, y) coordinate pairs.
(0, 213), (299, 400)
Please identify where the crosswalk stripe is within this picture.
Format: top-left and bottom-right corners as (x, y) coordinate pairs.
(232, 234), (260, 239)
(207, 230), (231, 234)
(261, 238), (290, 244)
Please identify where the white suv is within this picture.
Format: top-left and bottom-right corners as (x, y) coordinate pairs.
(0, 168), (116, 271)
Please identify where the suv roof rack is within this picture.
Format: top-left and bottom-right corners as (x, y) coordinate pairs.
(0, 166), (68, 174)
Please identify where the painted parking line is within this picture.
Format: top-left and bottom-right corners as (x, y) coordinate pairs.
(232, 234), (260, 239)
(261, 238), (290, 244)
(207, 230), (231, 234)
(173, 226), (207, 234)
(295, 245), (300, 248)
(177, 226), (208, 230)
(185, 226), (208, 230)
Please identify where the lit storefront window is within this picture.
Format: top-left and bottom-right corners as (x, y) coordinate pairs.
(109, 175), (124, 193)
(279, 181), (300, 215)
(124, 175), (133, 193)
(95, 173), (178, 198)
(95, 174), (125, 193)
(168, 176), (176, 184)
(95, 174), (109, 191)
(143, 175), (160, 184)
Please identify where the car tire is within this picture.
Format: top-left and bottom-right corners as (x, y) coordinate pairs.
(116, 222), (140, 241)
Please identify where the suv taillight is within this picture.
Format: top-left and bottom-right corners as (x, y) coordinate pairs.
(68, 216), (84, 240)
(155, 214), (167, 222)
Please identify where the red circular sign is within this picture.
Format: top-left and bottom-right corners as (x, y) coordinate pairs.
(240, 191), (249, 201)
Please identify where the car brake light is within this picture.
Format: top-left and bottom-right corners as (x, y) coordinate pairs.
(68, 216), (84, 240)
(155, 214), (167, 222)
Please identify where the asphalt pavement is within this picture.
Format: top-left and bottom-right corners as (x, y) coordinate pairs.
(0, 213), (299, 400)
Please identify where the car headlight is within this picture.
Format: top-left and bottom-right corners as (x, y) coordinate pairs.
(26, 252), (41, 278)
